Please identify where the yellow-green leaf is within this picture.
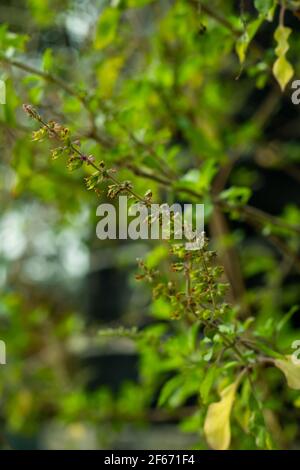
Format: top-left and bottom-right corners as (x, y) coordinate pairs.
(236, 17), (264, 64)
(274, 26), (291, 56)
(273, 56), (294, 91)
(273, 25), (294, 91)
(236, 32), (249, 65)
(204, 381), (237, 450)
(275, 356), (300, 390)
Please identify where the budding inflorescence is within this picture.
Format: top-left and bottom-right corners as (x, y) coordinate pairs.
(23, 104), (145, 204)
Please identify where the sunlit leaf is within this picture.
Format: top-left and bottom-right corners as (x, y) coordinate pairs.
(204, 380), (238, 450)
(273, 26), (294, 91)
(274, 356), (300, 390)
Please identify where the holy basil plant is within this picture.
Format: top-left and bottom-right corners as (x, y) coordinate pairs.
(1, 0), (300, 450)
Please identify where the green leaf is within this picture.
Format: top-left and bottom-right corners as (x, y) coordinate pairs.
(177, 160), (217, 195)
(0, 79), (5, 104)
(42, 48), (54, 72)
(236, 17), (264, 64)
(158, 375), (183, 407)
(94, 7), (120, 50)
(276, 305), (299, 333)
(0, 24), (28, 53)
(254, 0), (274, 17)
(220, 186), (252, 207)
(200, 366), (217, 404)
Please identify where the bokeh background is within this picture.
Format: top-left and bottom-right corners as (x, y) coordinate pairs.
(1, 0), (300, 449)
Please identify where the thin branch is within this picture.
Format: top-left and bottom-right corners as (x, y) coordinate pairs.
(193, 1), (240, 37)
(0, 55), (87, 105)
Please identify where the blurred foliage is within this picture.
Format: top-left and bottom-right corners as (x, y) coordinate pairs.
(1, 0), (300, 450)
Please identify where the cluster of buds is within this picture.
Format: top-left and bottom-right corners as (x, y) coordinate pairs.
(23, 104), (41, 121)
(107, 180), (133, 199)
(23, 104), (139, 202)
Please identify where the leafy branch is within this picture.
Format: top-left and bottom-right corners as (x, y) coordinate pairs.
(23, 104), (300, 450)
